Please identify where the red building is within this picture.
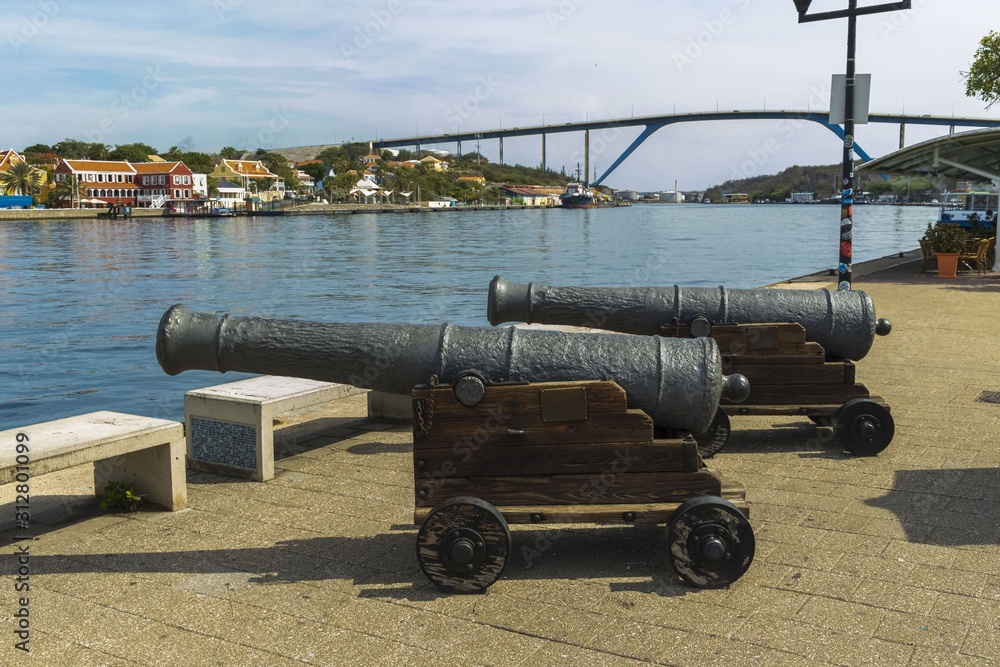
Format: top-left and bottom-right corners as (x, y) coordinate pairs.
(53, 159), (138, 208)
(132, 161), (196, 209)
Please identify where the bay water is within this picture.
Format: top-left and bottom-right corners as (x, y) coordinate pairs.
(0, 204), (930, 429)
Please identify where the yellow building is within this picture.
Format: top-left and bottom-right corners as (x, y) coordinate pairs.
(210, 159), (284, 201)
(0, 149), (49, 198)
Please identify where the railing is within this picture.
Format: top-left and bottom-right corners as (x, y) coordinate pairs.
(147, 194), (168, 209)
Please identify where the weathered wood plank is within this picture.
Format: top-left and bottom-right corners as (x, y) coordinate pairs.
(414, 440), (689, 478)
(723, 383), (871, 405)
(411, 380), (628, 420)
(414, 410), (654, 449)
(415, 470), (724, 507)
(726, 363), (849, 385)
(414, 496), (751, 525)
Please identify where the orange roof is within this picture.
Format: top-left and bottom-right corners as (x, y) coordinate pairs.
(132, 162), (183, 174)
(0, 149), (26, 170)
(62, 159), (137, 173)
(222, 159), (277, 178)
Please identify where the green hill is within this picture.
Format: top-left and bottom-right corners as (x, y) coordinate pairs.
(705, 163), (958, 203)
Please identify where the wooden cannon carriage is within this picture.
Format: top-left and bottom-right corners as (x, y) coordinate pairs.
(660, 320), (894, 458)
(410, 378), (754, 593)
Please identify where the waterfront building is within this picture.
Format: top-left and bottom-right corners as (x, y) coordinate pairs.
(53, 159), (138, 208)
(497, 184), (561, 206)
(457, 175), (487, 187)
(210, 159), (284, 202)
(721, 192), (750, 204)
(790, 191), (815, 203)
(192, 174), (208, 199)
(132, 161), (196, 209)
(216, 179), (246, 207)
(0, 148), (48, 197)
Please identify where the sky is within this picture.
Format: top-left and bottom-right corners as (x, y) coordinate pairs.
(1, 0), (996, 191)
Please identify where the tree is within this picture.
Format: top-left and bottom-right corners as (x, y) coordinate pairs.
(965, 31), (1000, 108)
(52, 173), (79, 207)
(301, 162), (327, 184)
(0, 161), (42, 196)
(110, 142), (158, 163)
(220, 146), (240, 159)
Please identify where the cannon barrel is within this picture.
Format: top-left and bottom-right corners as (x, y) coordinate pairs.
(157, 305), (750, 435)
(488, 276), (892, 361)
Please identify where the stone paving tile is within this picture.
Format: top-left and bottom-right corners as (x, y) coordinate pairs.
(875, 610), (970, 653)
(13, 630), (134, 667)
(962, 623), (1000, 661)
(585, 620), (687, 663)
(797, 596), (886, 635)
(908, 647), (998, 667)
(524, 642), (656, 667)
(848, 579), (941, 615)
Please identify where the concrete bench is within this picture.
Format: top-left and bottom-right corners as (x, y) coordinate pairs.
(185, 376), (364, 481)
(0, 411), (186, 512)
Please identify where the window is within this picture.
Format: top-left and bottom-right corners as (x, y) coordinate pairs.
(184, 189), (190, 198)
(158, 175), (165, 185)
(174, 189), (180, 198)
(173, 175), (180, 185)
(87, 174), (94, 182)
(142, 176), (148, 185)
(97, 174), (104, 182)
(183, 175), (190, 185)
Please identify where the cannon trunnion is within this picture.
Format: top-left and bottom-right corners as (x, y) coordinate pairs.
(411, 379), (754, 592)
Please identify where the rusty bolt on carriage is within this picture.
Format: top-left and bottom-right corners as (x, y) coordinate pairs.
(158, 305), (757, 592)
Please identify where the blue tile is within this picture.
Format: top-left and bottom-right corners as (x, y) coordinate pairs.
(191, 417), (256, 470)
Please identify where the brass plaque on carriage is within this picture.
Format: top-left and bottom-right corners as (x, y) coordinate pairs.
(540, 386), (589, 422)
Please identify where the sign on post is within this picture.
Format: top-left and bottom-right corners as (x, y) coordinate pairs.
(829, 73), (872, 125)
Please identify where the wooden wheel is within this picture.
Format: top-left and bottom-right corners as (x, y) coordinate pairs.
(667, 496), (755, 588)
(834, 399), (894, 456)
(694, 407), (731, 458)
(416, 496), (510, 593)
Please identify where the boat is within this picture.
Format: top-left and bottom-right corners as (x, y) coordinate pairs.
(560, 182), (596, 209)
(937, 190), (998, 230)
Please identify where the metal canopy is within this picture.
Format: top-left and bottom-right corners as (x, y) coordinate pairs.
(859, 127), (1000, 181)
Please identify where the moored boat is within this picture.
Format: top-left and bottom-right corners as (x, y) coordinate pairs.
(560, 182), (596, 208)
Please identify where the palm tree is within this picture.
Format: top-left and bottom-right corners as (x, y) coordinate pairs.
(0, 161), (42, 195)
(52, 174), (79, 208)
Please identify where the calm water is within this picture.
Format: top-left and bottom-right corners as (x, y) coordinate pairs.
(0, 204), (930, 429)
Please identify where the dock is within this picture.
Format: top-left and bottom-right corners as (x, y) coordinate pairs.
(2, 254), (998, 666)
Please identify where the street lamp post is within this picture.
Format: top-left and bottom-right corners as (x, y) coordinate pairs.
(793, 0), (910, 291)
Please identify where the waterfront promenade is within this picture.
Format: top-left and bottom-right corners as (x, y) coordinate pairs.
(2, 256), (998, 666)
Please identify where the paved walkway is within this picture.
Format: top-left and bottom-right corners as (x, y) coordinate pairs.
(2, 259), (998, 666)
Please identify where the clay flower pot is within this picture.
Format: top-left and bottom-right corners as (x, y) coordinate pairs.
(936, 252), (959, 278)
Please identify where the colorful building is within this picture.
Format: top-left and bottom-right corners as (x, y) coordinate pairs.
(210, 159), (284, 201)
(53, 159), (138, 208)
(132, 161), (196, 208)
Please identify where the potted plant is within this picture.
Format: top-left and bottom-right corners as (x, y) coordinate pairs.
(921, 222), (968, 278)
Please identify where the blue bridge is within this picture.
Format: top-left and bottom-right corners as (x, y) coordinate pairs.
(374, 110), (1000, 186)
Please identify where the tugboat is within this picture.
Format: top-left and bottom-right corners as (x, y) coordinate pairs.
(560, 182), (596, 208)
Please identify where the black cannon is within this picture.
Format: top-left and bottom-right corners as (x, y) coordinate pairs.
(157, 305), (757, 591)
(157, 304), (749, 435)
(487, 276), (895, 457)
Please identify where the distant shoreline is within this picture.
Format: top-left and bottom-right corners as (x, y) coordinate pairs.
(0, 202), (555, 221)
